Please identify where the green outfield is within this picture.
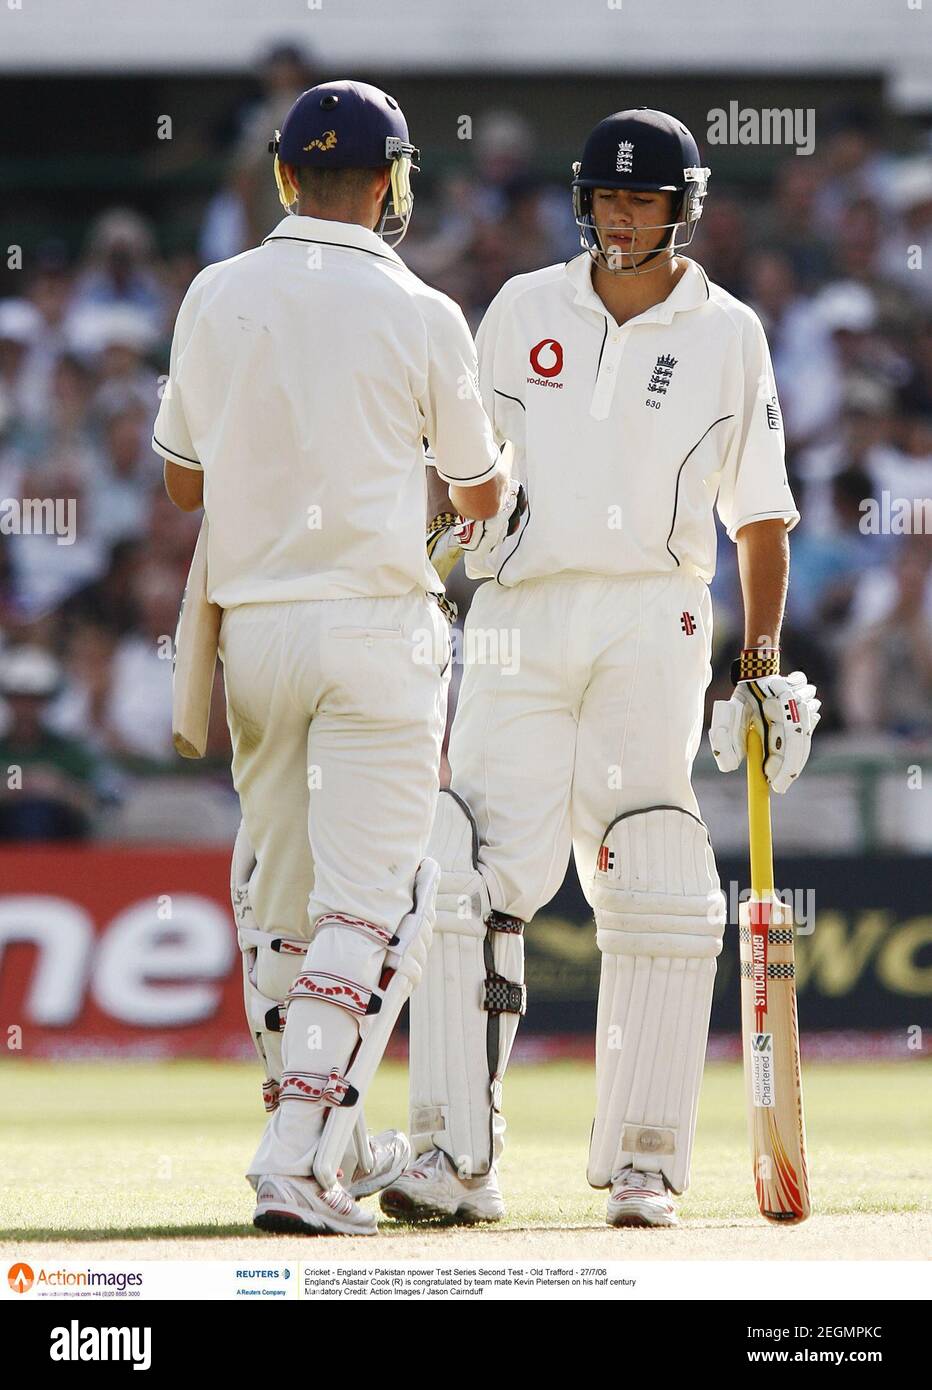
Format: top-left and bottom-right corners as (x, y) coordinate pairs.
(0, 1059), (928, 1261)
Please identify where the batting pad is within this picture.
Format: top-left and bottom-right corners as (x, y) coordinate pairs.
(312, 857), (439, 1189)
(408, 790), (525, 1177)
(233, 818), (394, 1185)
(587, 806), (726, 1194)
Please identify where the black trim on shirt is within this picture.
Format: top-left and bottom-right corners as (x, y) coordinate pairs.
(440, 456), (502, 484)
(496, 485), (530, 585)
(665, 415), (735, 567)
(261, 234), (399, 265)
(153, 433), (200, 467)
(595, 317), (609, 379)
(694, 262), (712, 301)
(494, 388), (526, 412)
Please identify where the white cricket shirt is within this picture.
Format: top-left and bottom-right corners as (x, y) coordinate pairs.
(152, 215), (500, 607)
(470, 253), (799, 586)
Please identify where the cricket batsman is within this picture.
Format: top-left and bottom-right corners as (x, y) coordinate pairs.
(382, 108), (821, 1228)
(154, 80), (506, 1235)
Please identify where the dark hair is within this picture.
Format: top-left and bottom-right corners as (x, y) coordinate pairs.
(293, 165), (386, 207)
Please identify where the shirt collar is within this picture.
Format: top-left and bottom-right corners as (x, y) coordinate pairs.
(262, 214), (405, 266)
(564, 252), (710, 325)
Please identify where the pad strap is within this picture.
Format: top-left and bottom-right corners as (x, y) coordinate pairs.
(279, 1070), (359, 1108)
(289, 971), (382, 1018)
(482, 913), (527, 1017)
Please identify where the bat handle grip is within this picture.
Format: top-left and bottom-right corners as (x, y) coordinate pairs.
(746, 725), (775, 897)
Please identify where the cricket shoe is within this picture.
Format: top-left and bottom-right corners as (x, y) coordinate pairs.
(253, 1174), (377, 1236)
(344, 1128), (411, 1199)
(379, 1147), (505, 1223)
(606, 1167), (679, 1228)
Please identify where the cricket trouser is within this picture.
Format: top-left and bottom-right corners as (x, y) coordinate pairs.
(408, 569), (719, 1181)
(219, 591), (450, 1178)
(450, 569), (713, 920)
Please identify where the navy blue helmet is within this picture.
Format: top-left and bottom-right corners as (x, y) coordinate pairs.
(269, 79), (419, 245)
(572, 108), (710, 272)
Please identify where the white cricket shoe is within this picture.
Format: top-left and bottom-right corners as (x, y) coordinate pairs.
(379, 1147), (505, 1223)
(253, 1174), (377, 1236)
(606, 1167), (679, 1228)
(345, 1129), (411, 1200)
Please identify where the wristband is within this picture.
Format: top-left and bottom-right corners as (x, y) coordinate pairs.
(731, 647), (780, 686)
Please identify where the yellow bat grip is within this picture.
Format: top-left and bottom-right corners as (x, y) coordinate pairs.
(746, 725), (774, 897)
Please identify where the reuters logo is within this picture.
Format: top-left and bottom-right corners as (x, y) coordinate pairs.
(8, 1262), (34, 1293)
(529, 338), (563, 378)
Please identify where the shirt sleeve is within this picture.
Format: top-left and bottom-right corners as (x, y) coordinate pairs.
(715, 309), (800, 541)
(420, 293), (501, 488)
(151, 282), (202, 471)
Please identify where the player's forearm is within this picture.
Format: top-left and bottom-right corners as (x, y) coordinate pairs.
(736, 518), (790, 652)
(450, 468), (507, 521)
(164, 460), (204, 512)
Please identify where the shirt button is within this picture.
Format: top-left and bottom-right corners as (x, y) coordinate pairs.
(365, 637), (373, 648)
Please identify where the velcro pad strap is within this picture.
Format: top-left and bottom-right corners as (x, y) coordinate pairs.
(237, 925), (306, 956)
(315, 912), (395, 947)
(289, 971), (381, 1018)
(483, 973), (527, 1016)
(280, 1070), (360, 1108)
(488, 911), (525, 935)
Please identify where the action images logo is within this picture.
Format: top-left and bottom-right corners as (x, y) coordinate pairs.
(8, 1261), (143, 1295)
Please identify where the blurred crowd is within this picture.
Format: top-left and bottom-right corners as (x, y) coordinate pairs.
(0, 57), (931, 839)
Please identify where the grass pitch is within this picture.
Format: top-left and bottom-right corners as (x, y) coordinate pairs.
(0, 1059), (928, 1261)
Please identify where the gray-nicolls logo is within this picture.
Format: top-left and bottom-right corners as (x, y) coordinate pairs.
(647, 354), (678, 396)
(49, 1320), (152, 1370)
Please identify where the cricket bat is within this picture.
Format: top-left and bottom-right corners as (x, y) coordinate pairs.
(739, 725), (811, 1223)
(172, 517), (222, 759)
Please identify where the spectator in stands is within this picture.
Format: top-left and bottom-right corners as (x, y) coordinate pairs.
(70, 209), (167, 336)
(0, 646), (100, 839)
(17, 247), (73, 423)
(690, 191), (749, 298)
(769, 160), (833, 288)
(201, 42), (317, 260)
(841, 536), (932, 736)
(0, 299), (42, 427)
(812, 105), (898, 237)
(102, 561), (179, 763)
(785, 465), (884, 633)
(882, 159), (932, 309)
(91, 402), (153, 548)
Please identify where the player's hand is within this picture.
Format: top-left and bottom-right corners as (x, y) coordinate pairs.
(708, 670), (821, 794)
(426, 483), (527, 583)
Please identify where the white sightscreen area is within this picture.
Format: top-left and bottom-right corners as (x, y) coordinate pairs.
(0, 0), (929, 106)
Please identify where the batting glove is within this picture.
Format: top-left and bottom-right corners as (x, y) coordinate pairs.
(709, 670), (822, 794)
(426, 482), (527, 584)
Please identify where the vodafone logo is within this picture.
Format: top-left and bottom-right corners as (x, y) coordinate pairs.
(8, 1262), (34, 1293)
(529, 338), (563, 379)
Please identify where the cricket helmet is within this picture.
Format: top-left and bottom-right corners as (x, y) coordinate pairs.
(572, 108), (710, 273)
(269, 79), (419, 246)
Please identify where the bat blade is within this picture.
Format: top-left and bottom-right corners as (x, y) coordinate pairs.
(740, 726), (811, 1224)
(172, 518), (222, 759)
